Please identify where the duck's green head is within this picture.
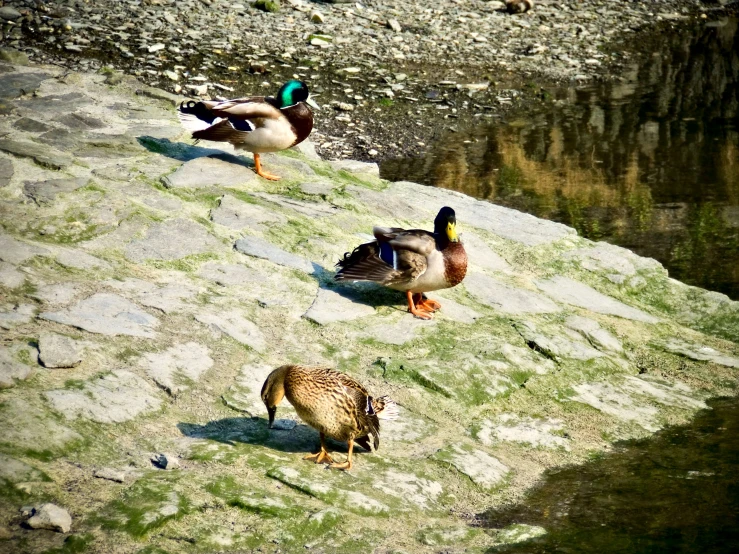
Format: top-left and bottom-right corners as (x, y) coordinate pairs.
(434, 206), (459, 242)
(276, 80), (310, 108)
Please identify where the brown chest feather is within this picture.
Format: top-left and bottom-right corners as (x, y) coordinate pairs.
(443, 242), (468, 287)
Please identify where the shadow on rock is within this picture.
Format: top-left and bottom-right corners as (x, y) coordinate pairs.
(137, 135), (253, 167)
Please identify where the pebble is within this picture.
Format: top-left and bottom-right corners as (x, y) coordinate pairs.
(26, 504), (72, 533)
(151, 453), (180, 470)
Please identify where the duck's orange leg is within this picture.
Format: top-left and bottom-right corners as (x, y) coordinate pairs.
(407, 291), (433, 319)
(254, 153), (281, 181)
(304, 432), (334, 465)
(413, 293), (441, 313)
(330, 438), (354, 471)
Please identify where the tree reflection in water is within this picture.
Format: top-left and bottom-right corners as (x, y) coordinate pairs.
(381, 18), (739, 299)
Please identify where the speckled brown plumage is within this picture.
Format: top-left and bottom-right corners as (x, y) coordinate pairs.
(335, 206), (468, 319)
(261, 364), (398, 470)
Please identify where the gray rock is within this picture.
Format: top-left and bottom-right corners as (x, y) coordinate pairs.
(476, 414), (569, 450)
(303, 287), (375, 325)
(659, 339), (739, 368)
(0, 397), (82, 453)
(54, 113), (105, 130)
(93, 468), (127, 483)
(462, 233), (511, 273)
(252, 192), (340, 218)
(142, 342), (213, 395)
(0, 234), (50, 264)
(260, 153), (316, 176)
(198, 262), (262, 286)
(359, 316), (437, 345)
(55, 248), (111, 270)
(26, 504), (72, 533)
(435, 295), (482, 324)
(0, 262), (24, 288)
(562, 242), (663, 276)
(46, 370), (163, 423)
(0, 47), (29, 65)
(23, 178), (88, 205)
(222, 363), (288, 416)
(514, 321), (604, 362)
(12, 117), (50, 132)
(565, 315), (623, 352)
(0, 139), (71, 170)
(162, 156), (255, 188)
(0, 344), (37, 389)
(29, 283), (82, 305)
(291, 138), (321, 160)
(195, 309), (266, 352)
(331, 159), (380, 177)
(435, 445), (509, 491)
(210, 194), (286, 230)
(234, 236), (313, 274)
(0, 157), (12, 187)
(0, 7), (22, 20)
(39, 333), (83, 369)
(464, 273), (561, 314)
(536, 276), (659, 323)
(570, 381), (660, 431)
(138, 283), (198, 313)
(40, 293), (159, 338)
(151, 453), (180, 470)
(299, 182), (335, 196)
(125, 219), (222, 262)
(0, 303), (35, 329)
(0, 454), (46, 484)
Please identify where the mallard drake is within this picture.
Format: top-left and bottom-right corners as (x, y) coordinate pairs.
(335, 206), (468, 320)
(261, 364), (398, 471)
(177, 80), (318, 181)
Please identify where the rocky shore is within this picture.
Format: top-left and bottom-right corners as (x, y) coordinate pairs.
(2, 0), (738, 160)
(0, 57), (738, 553)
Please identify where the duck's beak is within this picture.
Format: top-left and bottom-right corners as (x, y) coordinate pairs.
(447, 222), (459, 242)
(267, 406), (276, 428)
(306, 96), (320, 111)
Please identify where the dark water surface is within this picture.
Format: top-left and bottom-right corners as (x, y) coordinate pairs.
(381, 18), (739, 299)
(482, 396), (739, 554)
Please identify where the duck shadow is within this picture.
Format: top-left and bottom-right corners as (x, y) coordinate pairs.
(177, 417), (353, 455)
(137, 135), (254, 168)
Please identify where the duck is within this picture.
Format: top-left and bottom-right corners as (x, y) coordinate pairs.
(505, 0), (533, 14)
(261, 364), (398, 471)
(334, 206), (468, 320)
(177, 80), (318, 181)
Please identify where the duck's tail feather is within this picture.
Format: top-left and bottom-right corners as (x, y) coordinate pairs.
(371, 395), (399, 421)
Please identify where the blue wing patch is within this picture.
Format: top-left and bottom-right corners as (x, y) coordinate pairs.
(229, 117), (255, 132)
(378, 242), (395, 267)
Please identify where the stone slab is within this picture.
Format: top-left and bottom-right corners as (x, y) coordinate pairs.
(0, 138), (71, 170)
(0, 303), (36, 329)
(536, 276), (660, 323)
(195, 309), (266, 352)
(659, 339), (739, 368)
(252, 192), (341, 218)
(0, 70), (50, 100)
(46, 370), (163, 423)
(39, 332), (83, 369)
(359, 316), (437, 345)
(0, 157), (12, 187)
(234, 236), (314, 274)
(331, 159), (380, 176)
(0, 397), (82, 453)
(162, 156), (256, 188)
(0, 234), (50, 264)
(0, 261), (24, 288)
(476, 414), (569, 450)
(221, 363), (284, 417)
(55, 248), (111, 270)
(514, 321), (604, 362)
(464, 273), (561, 314)
(198, 262), (262, 286)
(142, 342), (213, 396)
(303, 287), (376, 325)
(462, 232), (511, 273)
(0, 344), (37, 389)
(210, 194), (286, 230)
(40, 293), (159, 338)
(23, 177), (88, 205)
(125, 218), (222, 262)
(565, 315), (623, 352)
(435, 445), (509, 491)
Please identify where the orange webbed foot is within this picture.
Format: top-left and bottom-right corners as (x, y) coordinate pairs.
(329, 460), (352, 471)
(407, 291), (434, 319)
(253, 153), (281, 181)
(416, 295), (441, 313)
(303, 449), (334, 465)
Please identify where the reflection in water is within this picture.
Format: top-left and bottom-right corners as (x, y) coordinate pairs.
(381, 18), (739, 299)
(481, 396), (739, 553)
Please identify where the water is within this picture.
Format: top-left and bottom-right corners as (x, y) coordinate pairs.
(381, 18), (739, 300)
(481, 396), (739, 554)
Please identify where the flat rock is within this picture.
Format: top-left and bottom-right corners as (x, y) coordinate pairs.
(0, 138), (71, 170)
(303, 287), (376, 325)
(234, 236), (314, 274)
(0, 157), (12, 187)
(126, 218), (222, 262)
(54, 112), (105, 130)
(536, 276), (660, 323)
(331, 159), (380, 176)
(499, 343), (556, 375)
(27, 504), (72, 533)
(359, 315), (437, 345)
(13, 117), (51, 132)
(476, 414), (569, 449)
(260, 153), (316, 176)
(0, 70), (49, 100)
(210, 194), (286, 230)
(565, 315), (623, 352)
(464, 273), (561, 314)
(291, 138), (320, 160)
(0, 454), (46, 484)
(93, 467), (127, 483)
(39, 332), (83, 369)
(514, 321), (604, 362)
(55, 248), (111, 270)
(195, 309), (266, 352)
(30, 283), (83, 305)
(253, 192), (341, 218)
(24, 177), (88, 205)
(197, 262), (262, 286)
(0, 397), (82, 453)
(0, 303), (36, 329)
(462, 232), (511, 272)
(138, 282), (198, 313)
(40, 293), (159, 338)
(0, 344), (37, 389)
(659, 339), (739, 368)
(142, 342), (213, 396)
(434, 295), (482, 324)
(620, 375), (706, 410)
(570, 382), (660, 431)
(0, 262), (24, 288)
(221, 363), (281, 416)
(162, 156), (256, 188)
(299, 181), (335, 196)
(46, 370), (163, 423)
(562, 242), (663, 276)
(0, 234), (50, 264)
(435, 445), (509, 491)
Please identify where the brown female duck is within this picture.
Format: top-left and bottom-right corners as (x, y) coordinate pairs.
(261, 364), (398, 471)
(334, 206), (468, 319)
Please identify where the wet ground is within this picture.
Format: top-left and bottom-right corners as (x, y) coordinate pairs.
(382, 17), (739, 300)
(481, 395), (739, 554)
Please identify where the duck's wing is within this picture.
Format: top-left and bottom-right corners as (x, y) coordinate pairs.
(335, 229), (435, 285)
(177, 96), (283, 140)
